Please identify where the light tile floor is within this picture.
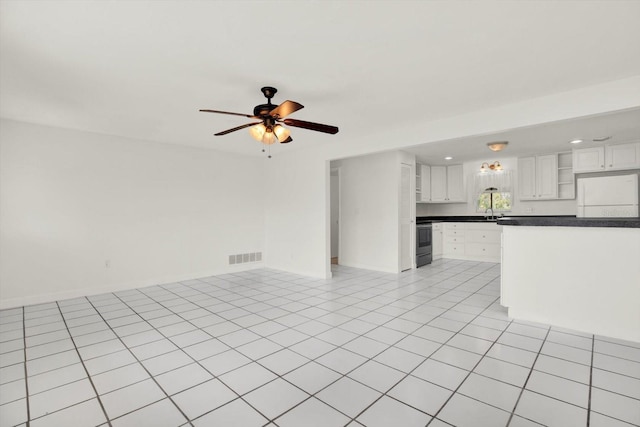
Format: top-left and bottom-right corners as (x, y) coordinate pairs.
(1, 259), (639, 427)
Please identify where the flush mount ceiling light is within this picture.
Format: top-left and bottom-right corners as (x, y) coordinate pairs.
(480, 161), (503, 172)
(569, 139), (583, 144)
(444, 156), (453, 160)
(487, 141), (508, 152)
(200, 87), (339, 158)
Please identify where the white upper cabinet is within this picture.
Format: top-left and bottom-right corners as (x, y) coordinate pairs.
(518, 154), (558, 200)
(573, 142), (640, 173)
(536, 154), (559, 199)
(446, 164), (465, 202)
(605, 142), (640, 171)
(572, 147), (605, 173)
(518, 157), (537, 199)
(429, 166), (448, 202)
(427, 165), (464, 203)
(418, 164), (431, 202)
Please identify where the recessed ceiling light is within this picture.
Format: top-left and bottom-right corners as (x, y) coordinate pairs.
(569, 139), (583, 144)
(444, 156), (453, 160)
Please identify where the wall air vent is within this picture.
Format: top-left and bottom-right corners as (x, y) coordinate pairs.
(229, 252), (263, 265)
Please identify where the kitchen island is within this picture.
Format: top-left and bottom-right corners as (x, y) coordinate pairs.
(498, 217), (640, 343)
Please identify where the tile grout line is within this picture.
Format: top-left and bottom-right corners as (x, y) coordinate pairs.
(49, 300), (113, 427)
(108, 288), (275, 425)
(81, 297), (194, 427)
(586, 333), (594, 427)
(422, 302), (516, 426)
(504, 325), (552, 427)
(21, 306), (31, 427)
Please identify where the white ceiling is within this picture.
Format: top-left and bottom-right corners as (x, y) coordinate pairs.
(406, 107), (640, 165)
(1, 1), (640, 158)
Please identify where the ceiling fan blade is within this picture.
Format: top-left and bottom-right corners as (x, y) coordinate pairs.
(268, 100), (304, 119)
(280, 136), (293, 144)
(200, 109), (258, 119)
(214, 122), (262, 136)
(283, 118), (339, 134)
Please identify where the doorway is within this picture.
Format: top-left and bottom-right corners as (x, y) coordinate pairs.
(330, 168), (340, 265)
(400, 163), (413, 271)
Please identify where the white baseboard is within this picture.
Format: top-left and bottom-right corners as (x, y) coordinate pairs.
(0, 263), (264, 310)
(336, 261), (399, 274)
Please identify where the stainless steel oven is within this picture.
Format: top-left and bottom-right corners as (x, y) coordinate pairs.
(416, 223), (433, 267)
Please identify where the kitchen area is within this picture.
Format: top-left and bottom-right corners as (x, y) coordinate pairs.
(411, 137), (640, 343)
(331, 108), (640, 343)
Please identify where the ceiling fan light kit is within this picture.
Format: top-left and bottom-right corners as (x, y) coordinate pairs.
(200, 86), (338, 157)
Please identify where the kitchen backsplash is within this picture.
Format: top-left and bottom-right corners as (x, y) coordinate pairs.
(416, 198), (577, 217)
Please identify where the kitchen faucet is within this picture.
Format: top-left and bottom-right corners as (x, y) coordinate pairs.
(485, 208), (494, 220)
(484, 187), (498, 220)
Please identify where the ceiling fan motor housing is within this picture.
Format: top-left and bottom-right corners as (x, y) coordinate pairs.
(254, 87), (279, 117)
(254, 104), (276, 117)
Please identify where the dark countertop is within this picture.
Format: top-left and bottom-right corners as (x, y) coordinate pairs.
(417, 215), (640, 228)
(416, 215), (574, 224)
(417, 216), (499, 224)
(497, 216), (640, 228)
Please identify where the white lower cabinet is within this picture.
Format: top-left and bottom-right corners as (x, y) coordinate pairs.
(443, 222), (502, 262)
(432, 223), (443, 260)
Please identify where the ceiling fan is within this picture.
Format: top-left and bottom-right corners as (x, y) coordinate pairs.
(200, 87), (339, 148)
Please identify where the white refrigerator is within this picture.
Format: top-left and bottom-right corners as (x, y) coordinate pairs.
(576, 174), (639, 217)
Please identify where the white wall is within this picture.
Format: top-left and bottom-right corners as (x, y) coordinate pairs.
(263, 149), (328, 277)
(0, 119), (265, 308)
(417, 157), (578, 217)
(334, 151), (402, 273)
(265, 76), (640, 279)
